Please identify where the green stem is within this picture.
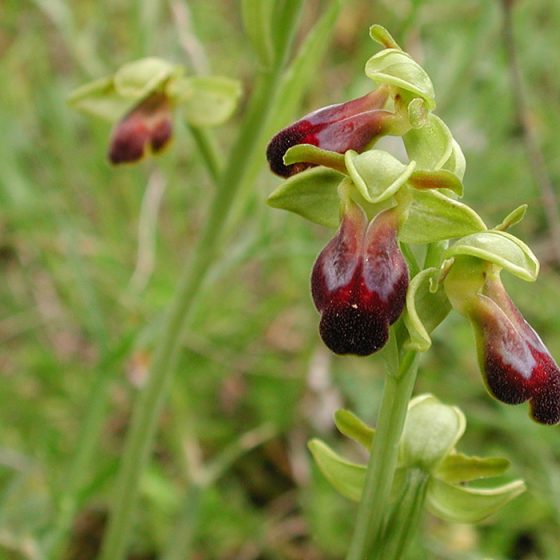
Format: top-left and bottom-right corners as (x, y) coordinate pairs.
(381, 468), (429, 560)
(346, 350), (419, 560)
(188, 125), (222, 184)
(161, 484), (204, 560)
(99, 7), (302, 560)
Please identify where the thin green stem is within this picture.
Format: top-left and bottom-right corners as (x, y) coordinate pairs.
(161, 484), (204, 560)
(346, 350), (419, 560)
(188, 125), (222, 184)
(98, 6), (303, 560)
(381, 468), (429, 560)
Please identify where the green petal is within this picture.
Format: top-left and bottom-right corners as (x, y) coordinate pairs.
(308, 439), (366, 502)
(427, 478), (526, 523)
(435, 453), (510, 484)
(400, 395), (466, 472)
(443, 139), (466, 181)
(408, 169), (463, 198)
(345, 149), (416, 204)
(114, 57), (178, 99)
(365, 49), (436, 110)
(369, 24), (402, 50)
(494, 205), (528, 231)
(404, 268), (451, 352)
(67, 76), (131, 121)
(399, 189), (487, 244)
(444, 231), (539, 282)
(284, 144), (346, 174)
(267, 167), (343, 227)
(169, 76), (242, 127)
(334, 409), (375, 450)
(403, 113), (453, 171)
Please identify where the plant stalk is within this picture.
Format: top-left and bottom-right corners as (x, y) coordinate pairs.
(98, 6), (303, 560)
(346, 350), (419, 560)
(381, 468), (429, 560)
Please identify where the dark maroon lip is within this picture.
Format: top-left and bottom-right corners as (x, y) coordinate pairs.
(310, 208), (408, 356)
(266, 90), (391, 178)
(108, 92), (172, 165)
(471, 281), (560, 425)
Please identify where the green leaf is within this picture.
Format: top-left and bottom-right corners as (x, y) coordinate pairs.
(113, 57), (178, 99)
(241, 0), (274, 67)
(408, 169), (463, 197)
(399, 189), (487, 244)
(267, 167), (343, 227)
(427, 478), (526, 523)
(284, 144), (346, 173)
(400, 395), (466, 472)
(365, 49), (435, 110)
(308, 439), (365, 502)
(345, 150), (416, 203)
(435, 453), (510, 484)
(444, 231), (539, 282)
(68, 77), (131, 121)
(170, 76), (242, 127)
(403, 113), (453, 171)
(494, 204), (528, 231)
(334, 409), (375, 450)
(268, 0), (341, 132)
(404, 268), (451, 352)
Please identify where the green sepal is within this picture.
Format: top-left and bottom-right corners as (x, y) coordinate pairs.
(308, 439), (365, 502)
(241, 0), (274, 67)
(399, 189), (487, 244)
(444, 231), (539, 282)
(334, 409), (375, 450)
(404, 268), (451, 352)
(403, 113), (452, 171)
(400, 395), (466, 472)
(284, 144), (346, 174)
(427, 478), (526, 523)
(68, 77), (131, 121)
(365, 49), (436, 110)
(435, 453), (510, 484)
(369, 24), (402, 50)
(267, 167), (343, 227)
(494, 204), (528, 231)
(408, 169), (463, 198)
(443, 139), (466, 181)
(345, 149), (416, 204)
(169, 76), (242, 127)
(114, 57), (178, 98)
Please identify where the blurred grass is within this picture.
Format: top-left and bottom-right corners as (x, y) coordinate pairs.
(1, 0), (560, 558)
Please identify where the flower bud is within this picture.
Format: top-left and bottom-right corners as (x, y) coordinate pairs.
(311, 204), (408, 355)
(109, 91), (172, 164)
(267, 89), (390, 178)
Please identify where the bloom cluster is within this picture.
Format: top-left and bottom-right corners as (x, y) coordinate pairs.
(69, 57), (241, 165)
(266, 25), (560, 425)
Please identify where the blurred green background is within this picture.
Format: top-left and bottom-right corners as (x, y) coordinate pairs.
(2, 0), (560, 558)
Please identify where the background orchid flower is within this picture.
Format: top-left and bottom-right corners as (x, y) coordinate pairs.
(69, 57), (241, 165)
